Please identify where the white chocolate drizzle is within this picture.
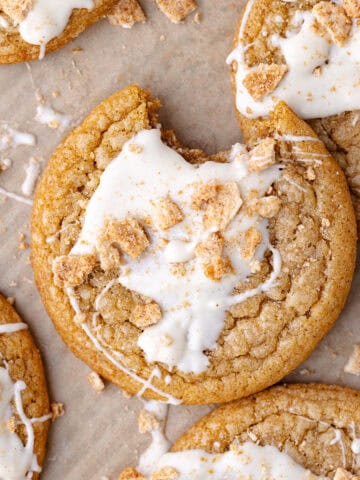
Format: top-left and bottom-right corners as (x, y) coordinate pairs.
(228, 7), (360, 120)
(21, 157), (40, 197)
(142, 442), (324, 479)
(35, 104), (71, 131)
(0, 186), (33, 206)
(0, 323), (28, 334)
(0, 364), (49, 479)
(70, 129), (282, 375)
(18, 0), (94, 58)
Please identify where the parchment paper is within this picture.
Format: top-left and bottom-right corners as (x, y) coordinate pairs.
(0, 1), (359, 478)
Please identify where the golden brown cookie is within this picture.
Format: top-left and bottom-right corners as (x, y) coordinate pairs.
(0, 294), (50, 479)
(31, 84), (356, 405)
(171, 384), (360, 478)
(228, 0), (360, 225)
(0, 0), (118, 63)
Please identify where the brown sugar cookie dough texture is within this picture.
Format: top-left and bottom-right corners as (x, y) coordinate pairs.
(0, 294), (50, 479)
(228, 0), (360, 223)
(31, 84), (356, 405)
(0, 0), (119, 63)
(119, 385), (360, 479)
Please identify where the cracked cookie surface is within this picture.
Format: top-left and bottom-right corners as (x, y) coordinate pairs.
(0, 294), (50, 479)
(31, 85), (356, 405)
(229, 0), (360, 225)
(172, 384), (360, 478)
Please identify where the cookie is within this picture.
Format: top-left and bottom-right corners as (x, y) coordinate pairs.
(122, 384), (360, 479)
(0, 0), (118, 63)
(31, 84), (356, 405)
(0, 294), (50, 479)
(228, 0), (360, 223)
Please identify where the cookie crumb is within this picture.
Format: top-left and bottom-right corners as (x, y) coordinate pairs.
(6, 416), (16, 433)
(345, 345), (360, 375)
(194, 11), (201, 23)
(249, 196), (281, 218)
(6, 296), (15, 305)
(248, 138), (276, 172)
(131, 302), (162, 328)
(87, 371), (105, 393)
(72, 47), (83, 54)
(154, 196), (184, 230)
(152, 467), (179, 480)
(119, 468), (146, 480)
(52, 254), (96, 287)
(343, 0), (360, 18)
(313, 2), (351, 46)
(51, 402), (65, 421)
(103, 218), (149, 260)
(0, 0), (33, 23)
(128, 143), (144, 154)
(243, 64), (288, 101)
(241, 227), (262, 260)
(107, 0), (146, 28)
(138, 409), (160, 433)
(203, 182), (243, 231)
(155, 0), (197, 23)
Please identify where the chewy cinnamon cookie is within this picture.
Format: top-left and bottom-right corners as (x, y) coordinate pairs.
(0, 0), (118, 63)
(0, 294), (50, 479)
(31, 84), (356, 405)
(121, 384), (360, 479)
(228, 0), (360, 222)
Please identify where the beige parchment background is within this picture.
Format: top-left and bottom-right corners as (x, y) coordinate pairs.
(0, 1), (359, 478)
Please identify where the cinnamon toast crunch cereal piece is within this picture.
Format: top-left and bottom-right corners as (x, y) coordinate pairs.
(243, 64), (288, 101)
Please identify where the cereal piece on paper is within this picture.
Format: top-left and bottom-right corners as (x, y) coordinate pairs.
(131, 302), (162, 328)
(51, 402), (65, 421)
(248, 138), (276, 172)
(52, 254), (96, 287)
(249, 196), (281, 218)
(107, 0), (146, 28)
(154, 196), (184, 230)
(243, 64), (288, 101)
(0, 0), (33, 23)
(155, 0), (197, 23)
(138, 409), (160, 433)
(87, 371), (105, 393)
(342, 0), (360, 18)
(312, 2), (351, 46)
(344, 345), (360, 375)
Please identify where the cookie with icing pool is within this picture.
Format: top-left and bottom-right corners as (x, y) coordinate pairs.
(31, 84), (356, 405)
(0, 0), (118, 63)
(0, 294), (50, 479)
(228, 0), (360, 223)
(121, 384), (360, 479)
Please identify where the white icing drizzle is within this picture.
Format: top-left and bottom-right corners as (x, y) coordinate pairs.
(0, 323), (28, 334)
(18, 0), (94, 58)
(0, 127), (35, 152)
(144, 442), (324, 479)
(0, 187), (33, 206)
(0, 15), (9, 28)
(71, 129), (282, 374)
(138, 400), (171, 476)
(0, 365), (48, 479)
(66, 287), (181, 405)
(351, 423), (360, 455)
(228, 8), (360, 120)
(35, 105), (71, 131)
(21, 157), (40, 197)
